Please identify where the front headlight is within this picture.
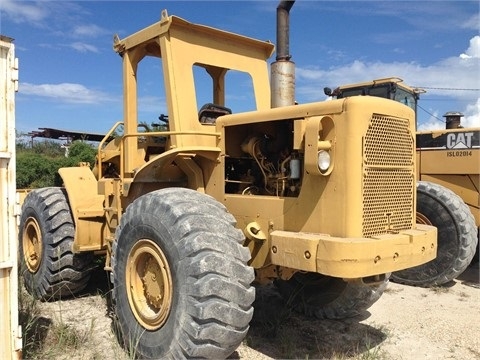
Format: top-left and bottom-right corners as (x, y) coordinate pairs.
(318, 150), (331, 172)
(304, 115), (335, 176)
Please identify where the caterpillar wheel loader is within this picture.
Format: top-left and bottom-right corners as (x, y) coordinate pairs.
(325, 77), (479, 287)
(18, 2), (437, 359)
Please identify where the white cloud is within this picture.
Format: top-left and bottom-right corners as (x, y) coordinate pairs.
(462, 13), (480, 31)
(20, 82), (113, 104)
(462, 98), (480, 128)
(70, 42), (99, 53)
(460, 36), (480, 59)
(72, 24), (109, 38)
(417, 112), (447, 132)
(296, 36), (480, 131)
(138, 95), (167, 115)
(1, 0), (49, 24)
(419, 99), (480, 130)
(1, 1), (107, 51)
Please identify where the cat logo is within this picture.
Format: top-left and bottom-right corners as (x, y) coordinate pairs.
(446, 132), (474, 149)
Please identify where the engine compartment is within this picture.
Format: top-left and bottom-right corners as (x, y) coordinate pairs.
(224, 119), (302, 197)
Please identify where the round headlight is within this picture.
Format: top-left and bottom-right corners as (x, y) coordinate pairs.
(318, 150), (331, 172)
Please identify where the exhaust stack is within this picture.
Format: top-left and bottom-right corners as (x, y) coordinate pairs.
(443, 111), (464, 129)
(271, 1), (295, 108)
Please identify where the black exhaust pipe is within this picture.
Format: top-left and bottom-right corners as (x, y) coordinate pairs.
(271, 1), (295, 108)
(276, 0), (294, 61)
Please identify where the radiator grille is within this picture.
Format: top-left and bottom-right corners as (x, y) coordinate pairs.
(362, 114), (414, 237)
(363, 169), (414, 237)
(364, 115), (413, 167)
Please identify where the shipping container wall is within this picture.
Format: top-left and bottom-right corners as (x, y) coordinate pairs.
(0, 35), (22, 359)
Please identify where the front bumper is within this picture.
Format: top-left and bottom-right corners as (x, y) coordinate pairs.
(270, 224), (437, 278)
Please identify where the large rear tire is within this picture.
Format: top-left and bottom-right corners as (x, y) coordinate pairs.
(111, 188), (254, 359)
(18, 187), (93, 300)
(472, 227), (479, 263)
(275, 273), (388, 319)
(391, 181), (478, 287)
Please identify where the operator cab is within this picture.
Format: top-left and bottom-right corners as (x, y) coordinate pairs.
(324, 77), (425, 116)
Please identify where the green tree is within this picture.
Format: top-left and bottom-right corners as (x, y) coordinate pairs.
(16, 140), (97, 189)
(16, 152), (68, 188)
(67, 141), (97, 166)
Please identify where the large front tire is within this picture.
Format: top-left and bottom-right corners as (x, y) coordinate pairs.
(275, 273), (389, 319)
(392, 181), (478, 287)
(112, 188), (254, 359)
(18, 187), (93, 300)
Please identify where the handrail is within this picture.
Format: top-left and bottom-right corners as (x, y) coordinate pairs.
(97, 121), (124, 179)
(121, 130), (221, 139)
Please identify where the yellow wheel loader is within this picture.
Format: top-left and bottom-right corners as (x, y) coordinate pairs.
(325, 77), (479, 287)
(19, 3), (437, 358)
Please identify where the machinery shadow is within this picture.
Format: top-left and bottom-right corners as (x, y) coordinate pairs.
(229, 283), (387, 359)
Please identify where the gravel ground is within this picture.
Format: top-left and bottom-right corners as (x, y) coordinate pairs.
(30, 262), (479, 360)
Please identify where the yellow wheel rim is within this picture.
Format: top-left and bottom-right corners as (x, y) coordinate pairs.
(23, 217), (43, 273)
(126, 239), (173, 330)
(416, 211), (433, 225)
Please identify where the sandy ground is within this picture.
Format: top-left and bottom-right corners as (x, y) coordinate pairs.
(32, 262), (479, 360)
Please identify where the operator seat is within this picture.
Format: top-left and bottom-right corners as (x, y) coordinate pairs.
(198, 103), (232, 125)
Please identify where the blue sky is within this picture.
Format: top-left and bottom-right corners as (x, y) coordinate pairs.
(1, 0), (479, 136)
